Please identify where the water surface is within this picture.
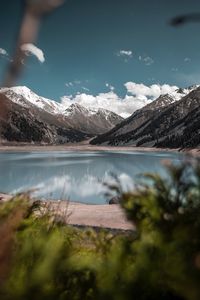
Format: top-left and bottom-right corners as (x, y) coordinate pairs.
(0, 151), (183, 204)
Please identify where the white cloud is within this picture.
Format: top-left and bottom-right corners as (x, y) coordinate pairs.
(144, 56), (154, 66)
(116, 50), (155, 65)
(20, 43), (45, 63)
(66, 80), (84, 88)
(3, 45), (180, 120)
(82, 86), (90, 92)
(61, 82), (178, 118)
(117, 50), (133, 57)
(0, 48), (8, 56)
(139, 55), (154, 66)
(116, 50), (133, 62)
(65, 82), (74, 87)
(61, 82), (179, 118)
(106, 83), (115, 91)
(61, 91), (152, 119)
(125, 82), (178, 99)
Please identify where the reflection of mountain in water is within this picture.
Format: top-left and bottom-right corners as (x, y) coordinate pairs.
(0, 151), (182, 204)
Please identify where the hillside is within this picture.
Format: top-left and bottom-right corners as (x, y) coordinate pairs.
(90, 86), (200, 148)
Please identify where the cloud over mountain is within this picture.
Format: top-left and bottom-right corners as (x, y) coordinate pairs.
(125, 82), (179, 98)
(61, 82), (180, 118)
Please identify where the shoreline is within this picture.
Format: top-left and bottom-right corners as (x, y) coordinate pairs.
(0, 145), (199, 230)
(0, 193), (134, 231)
(0, 143), (199, 154)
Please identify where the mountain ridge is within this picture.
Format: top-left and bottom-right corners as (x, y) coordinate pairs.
(1, 85), (199, 148)
(90, 85), (200, 148)
(0, 86), (123, 143)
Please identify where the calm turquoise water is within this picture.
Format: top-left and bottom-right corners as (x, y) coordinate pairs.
(0, 151), (183, 204)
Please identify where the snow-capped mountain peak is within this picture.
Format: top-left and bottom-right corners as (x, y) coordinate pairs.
(142, 85), (200, 112)
(0, 86), (123, 136)
(0, 86), (65, 115)
(64, 103), (92, 116)
(64, 103), (123, 122)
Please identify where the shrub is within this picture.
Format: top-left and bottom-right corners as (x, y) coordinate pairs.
(0, 159), (200, 299)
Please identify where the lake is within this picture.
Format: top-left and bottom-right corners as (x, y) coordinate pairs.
(0, 151), (183, 204)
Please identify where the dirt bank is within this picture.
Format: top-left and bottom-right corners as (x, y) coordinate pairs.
(0, 194), (134, 231)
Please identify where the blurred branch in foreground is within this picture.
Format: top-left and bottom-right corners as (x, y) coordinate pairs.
(0, 0), (65, 142)
(2, 0), (64, 88)
(170, 13), (200, 27)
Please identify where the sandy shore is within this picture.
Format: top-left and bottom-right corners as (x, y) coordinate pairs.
(0, 143), (198, 154)
(0, 193), (134, 231)
(49, 201), (134, 231)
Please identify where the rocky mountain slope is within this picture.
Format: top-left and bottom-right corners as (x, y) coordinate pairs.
(91, 86), (200, 148)
(0, 86), (65, 115)
(0, 94), (89, 144)
(0, 86), (123, 143)
(64, 103), (123, 134)
(1, 85), (199, 148)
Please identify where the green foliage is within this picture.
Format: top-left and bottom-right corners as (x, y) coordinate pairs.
(120, 160), (200, 300)
(0, 159), (200, 299)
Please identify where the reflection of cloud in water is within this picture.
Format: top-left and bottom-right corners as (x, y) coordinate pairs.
(118, 173), (134, 192)
(12, 175), (72, 197)
(11, 172), (134, 199)
(0, 151), (182, 204)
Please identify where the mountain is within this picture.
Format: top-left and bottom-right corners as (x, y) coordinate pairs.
(0, 86), (123, 143)
(90, 85), (200, 148)
(0, 86), (65, 115)
(0, 94), (89, 144)
(64, 103), (123, 134)
(148, 87), (200, 148)
(1, 85), (199, 148)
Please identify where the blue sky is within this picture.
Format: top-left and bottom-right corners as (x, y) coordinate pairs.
(1, 0), (200, 110)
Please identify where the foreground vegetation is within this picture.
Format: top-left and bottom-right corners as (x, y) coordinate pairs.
(1, 159), (200, 299)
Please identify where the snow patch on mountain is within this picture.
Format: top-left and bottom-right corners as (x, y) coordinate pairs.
(0, 86), (66, 115)
(171, 85), (199, 101)
(0, 84), (197, 122)
(0, 87), (122, 123)
(64, 103), (119, 120)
